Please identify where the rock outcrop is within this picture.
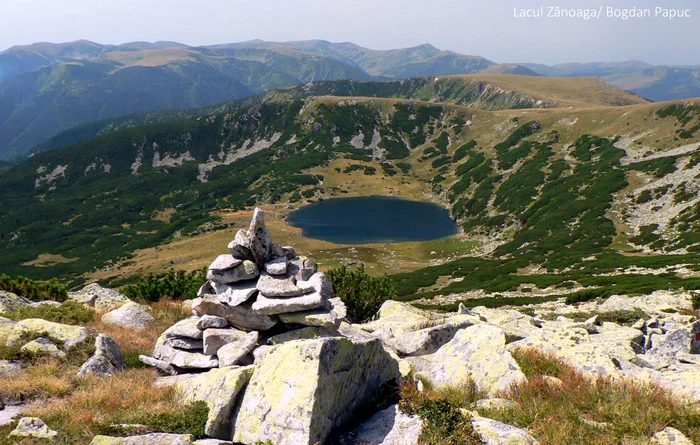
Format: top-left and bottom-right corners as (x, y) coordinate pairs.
(68, 282), (132, 311)
(10, 417), (58, 439)
(78, 334), (126, 376)
(0, 291), (31, 315)
(101, 302), (154, 329)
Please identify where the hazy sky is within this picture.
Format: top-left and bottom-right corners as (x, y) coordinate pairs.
(2, 0), (698, 65)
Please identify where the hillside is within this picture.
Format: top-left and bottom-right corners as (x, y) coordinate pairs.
(1, 75), (699, 306)
(28, 74), (648, 158)
(524, 61), (700, 102)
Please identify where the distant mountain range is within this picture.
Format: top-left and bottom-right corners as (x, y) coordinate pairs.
(0, 39), (698, 160)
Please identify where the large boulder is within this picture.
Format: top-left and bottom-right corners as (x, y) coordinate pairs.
(90, 434), (196, 445)
(232, 337), (400, 445)
(68, 283), (132, 311)
(156, 366), (254, 439)
(0, 291), (30, 315)
(338, 404), (421, 445)
(192, 296), (277, 331)
(9, 417), (58, 439)
(508, 324), (624, 378)
(101, 302), (154, 330)
(408, 324), (525, 396)
(78, 334), (126, 376)
(7, 318), (89, 348)
(599, 291), (693, 314)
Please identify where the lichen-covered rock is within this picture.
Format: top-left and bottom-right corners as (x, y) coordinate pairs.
(253, 291), (326, 315)
(89, 434), (195, 445)
(207, 260), (259, 285)
(338, 404), (421, 445)
(10, 417), (58, 439)
(599, 291), (693, 314)
(658, 364), (700, 401)
(78, 334), (125, 376)
(471, 414), (539, 445)
(192, 296), (277, 331)
(203, 328), (246, 355)
(394, 319), (476, 356)
(408, 324), (525, 396)
(157, 366), (254, 439)
(153, 336), (219, 370)
(68, 283), (132, 311)
(101, 302), (154, 330)
(646, 329), (691, 369)
(211, 281), (258, 307)
(256, 273), (305, 298)
(508, 324), (623, 378)
(164, 317), (204, 340)
(0, 316), (17, 344)
(470, 307), (540, 341)
(651, 427), (694, 445)
(21, 337), (65, 359)
(358, 301), (434, 338)
(0, 290), (30, 315)
(233, 337), (400, 445)
(7, 318), (89, 348)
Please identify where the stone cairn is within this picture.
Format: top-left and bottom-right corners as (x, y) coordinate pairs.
(139, 208), (346, 374)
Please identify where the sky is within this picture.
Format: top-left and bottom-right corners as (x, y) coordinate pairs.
(1, 0), (698, 65)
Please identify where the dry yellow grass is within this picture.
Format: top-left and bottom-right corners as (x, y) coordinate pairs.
(0, 358), (77, 401)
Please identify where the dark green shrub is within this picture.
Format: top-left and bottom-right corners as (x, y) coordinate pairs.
(327, 264), (396, 323)
(0, 274), (68, 302)
(564, 288), (611, 305)
(122, 269), (206, 302)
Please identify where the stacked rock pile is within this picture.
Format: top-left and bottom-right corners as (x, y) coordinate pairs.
(139, 208), (346, 375)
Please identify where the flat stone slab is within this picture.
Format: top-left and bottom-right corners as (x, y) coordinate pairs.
(207, 260), (259, 285)
(253, 291), (326, 315)
(7, 319), (89, 348)
(197, 315), (228, 330)
(208, 254), (242, 272)
(139, 355), (177, 376)
(154, 337), (219, 369)
(193, 296), (278, 331)
(164, 317), (203, 340)
(212, 280), (258, 307)
(89, 434), (196, 444)
(166, 337), (204, 350)
(256, 273), (306, 298)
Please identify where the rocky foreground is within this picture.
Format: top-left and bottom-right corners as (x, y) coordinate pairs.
(1, 209), (700, 444)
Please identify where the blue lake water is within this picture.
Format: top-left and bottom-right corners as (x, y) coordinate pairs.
(286, 196), (458, 244)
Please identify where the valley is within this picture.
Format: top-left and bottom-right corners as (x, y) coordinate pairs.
(1, 74), (699, 312)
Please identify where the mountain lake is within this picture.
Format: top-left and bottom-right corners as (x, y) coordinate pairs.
(286, 195), (458, 244)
